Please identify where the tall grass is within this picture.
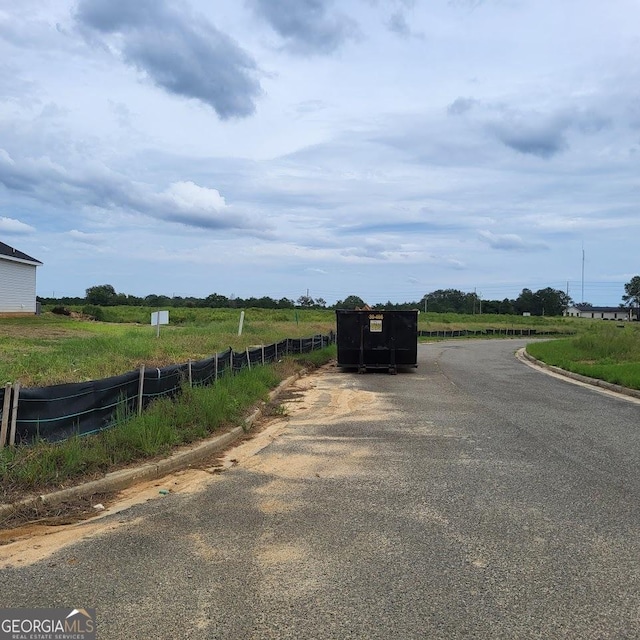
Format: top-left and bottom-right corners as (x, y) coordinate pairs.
(1, 308), (585, 386)
(526, 323), (640, 389)
(0, 348), (335, 497)
(0, 309), (335, 386)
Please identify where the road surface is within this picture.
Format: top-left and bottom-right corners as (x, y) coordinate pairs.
(2, 339), (639, 639)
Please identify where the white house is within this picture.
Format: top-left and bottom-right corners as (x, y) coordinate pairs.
(0, 241), (43, 314)
(564, 304), (633, 321)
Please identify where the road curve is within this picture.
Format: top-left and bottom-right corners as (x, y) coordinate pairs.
(2, 339), (640, 639)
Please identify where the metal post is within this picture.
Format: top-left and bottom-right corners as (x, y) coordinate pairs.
(137, 364), (145, 416)
(188, 360), (193, 387)
(246, 347), (251, 370)
(215, 353), (218, 382)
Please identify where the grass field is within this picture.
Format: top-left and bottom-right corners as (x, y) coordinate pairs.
(0, 308), (334, 386)
(526, 322), (640, 389)
(1, 308), (582, 386)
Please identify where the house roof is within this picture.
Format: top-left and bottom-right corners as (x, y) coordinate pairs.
(570, 304), (627, 313)
(0, 241), (42, 265)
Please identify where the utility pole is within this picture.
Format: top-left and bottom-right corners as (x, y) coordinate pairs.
(581, 245), (585, 303)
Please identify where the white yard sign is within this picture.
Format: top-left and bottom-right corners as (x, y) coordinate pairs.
(151, 310), (169, 337)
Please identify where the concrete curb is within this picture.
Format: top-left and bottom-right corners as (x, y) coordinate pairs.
(519, 349), (640, 400)
(0, 370), (305, 520)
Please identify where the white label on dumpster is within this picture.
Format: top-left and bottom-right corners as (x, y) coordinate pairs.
(370, 319), (383, 332)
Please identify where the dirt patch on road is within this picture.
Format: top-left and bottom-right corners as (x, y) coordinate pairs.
(0, 366), (393, 567)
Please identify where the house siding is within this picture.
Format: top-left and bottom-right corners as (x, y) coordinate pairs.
(564, 305), (631, 320)
(0, 258), (38, 313)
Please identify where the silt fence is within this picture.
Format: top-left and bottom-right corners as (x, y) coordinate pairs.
(0, 334), (333, 447)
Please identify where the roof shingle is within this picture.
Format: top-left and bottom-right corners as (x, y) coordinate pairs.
(0, 241), (42, 265)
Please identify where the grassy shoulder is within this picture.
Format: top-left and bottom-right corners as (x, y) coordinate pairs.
(0, 347), (335, 503)
(526, 323), (640, 389)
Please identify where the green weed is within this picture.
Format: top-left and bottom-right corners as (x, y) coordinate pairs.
(0, 309), (335, 386)
(0, 357), (313, 497)
(526, 323), (640, 389)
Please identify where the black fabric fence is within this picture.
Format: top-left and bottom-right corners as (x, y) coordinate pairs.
(419, 328), (576, 338)
(1, 333), (333, 447)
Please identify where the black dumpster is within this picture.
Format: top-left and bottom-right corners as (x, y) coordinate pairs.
(335, 309), (419, 374)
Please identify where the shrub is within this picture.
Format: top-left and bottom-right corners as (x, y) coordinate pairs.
(82, 305), (105, 321)
(51, 306), (71, 316)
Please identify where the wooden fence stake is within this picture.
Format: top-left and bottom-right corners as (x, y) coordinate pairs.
(138, 364), (145, 416)
(9, 382), (20, 447)
(1, 382), (11, 449)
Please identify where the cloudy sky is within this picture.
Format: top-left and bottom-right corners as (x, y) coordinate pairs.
(1, 0), (639, 306)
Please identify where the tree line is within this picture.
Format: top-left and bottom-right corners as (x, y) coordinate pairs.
(38, 284), (582, 317)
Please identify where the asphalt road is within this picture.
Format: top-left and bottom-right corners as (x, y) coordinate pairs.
(2, 339), (640, 639)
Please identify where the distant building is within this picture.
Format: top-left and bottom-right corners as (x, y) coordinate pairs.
(0, 241), (43, 315)
(564, 304), (633, 321)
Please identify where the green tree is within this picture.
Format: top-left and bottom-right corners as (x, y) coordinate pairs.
(204, 293), (230, 308)
(514, 287), (570, 316)
(296, 295), (315, 308)
(336, 295), (366, 309)
(85, 284), (117, 306)
(498, 298), (515, 314)
(144, 294), (171, 308)
(276, 297), (295, 309)
(514, 288), (536, 314)
(622, 276), (640, 320)
(534, 287), (572, 316)
(422, 289), (473, 314)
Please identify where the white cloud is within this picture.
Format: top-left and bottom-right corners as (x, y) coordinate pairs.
(0, 0), (638, 304)
(162, 181), (227, 213)
(67, 229), (103, 244)
(0, 216), (35, 234)
(478, 230), (548, 252)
